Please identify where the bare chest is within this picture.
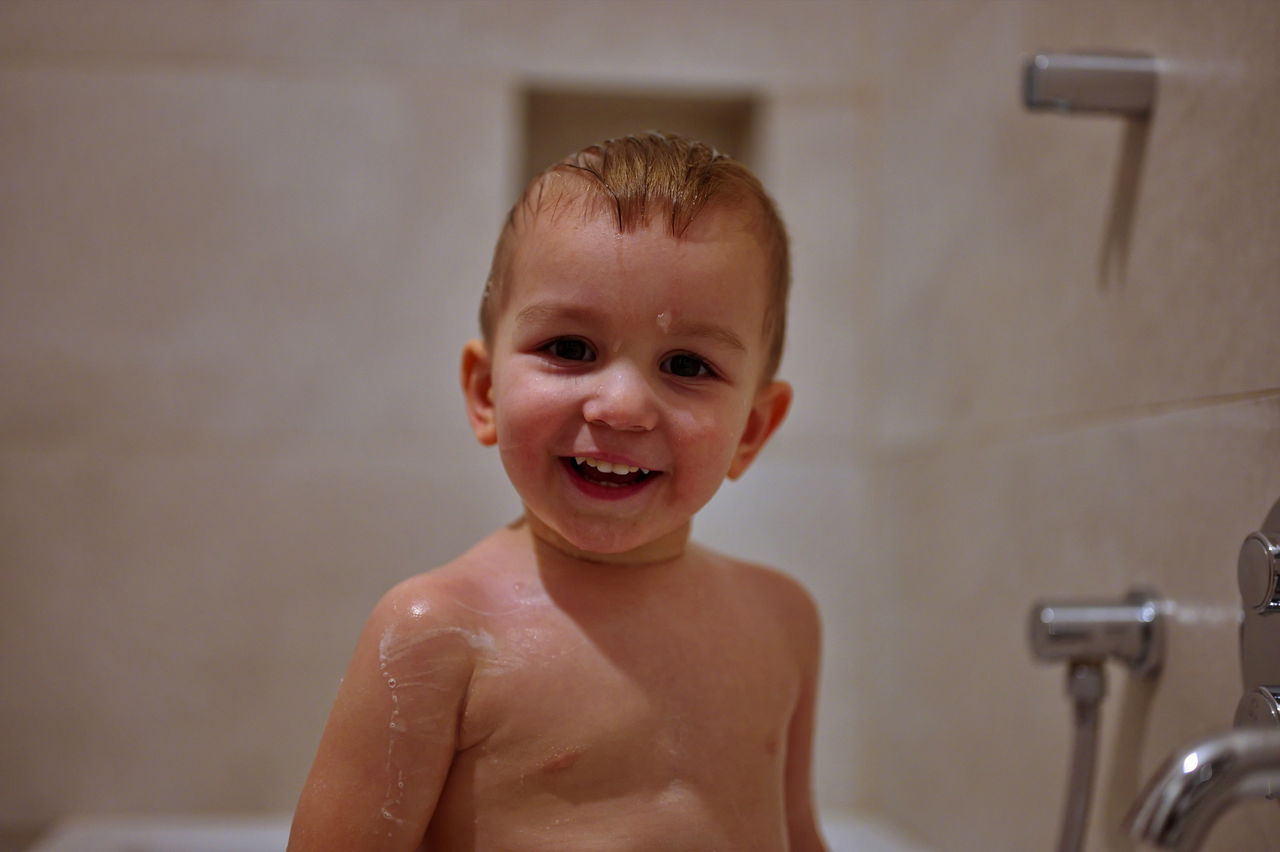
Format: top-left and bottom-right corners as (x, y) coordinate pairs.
(434, 603), (799, 843)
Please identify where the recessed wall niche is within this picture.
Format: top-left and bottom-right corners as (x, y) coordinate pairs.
(520, 87), (759, 188)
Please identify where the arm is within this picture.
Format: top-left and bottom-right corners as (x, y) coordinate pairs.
(288, 578), (474, 851)
(783, 582), (828, 852)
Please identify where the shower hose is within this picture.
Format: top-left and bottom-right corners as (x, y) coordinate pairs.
(1056, 660), (1106, 852)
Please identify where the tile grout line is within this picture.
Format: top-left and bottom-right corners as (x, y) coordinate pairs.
(878, 386), (1280, 454)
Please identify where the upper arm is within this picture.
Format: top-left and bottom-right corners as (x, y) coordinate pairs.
(288, 578), (476, 851)
(777, 576), (828, 851)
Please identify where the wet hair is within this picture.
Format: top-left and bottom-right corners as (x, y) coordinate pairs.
(480, 131), (791, 381)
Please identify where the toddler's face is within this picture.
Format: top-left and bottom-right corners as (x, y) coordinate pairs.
(464, 198), (790, 562)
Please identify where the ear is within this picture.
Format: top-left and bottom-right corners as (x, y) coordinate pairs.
(727, 380), (792, 480)
(460, 338), (498, 446)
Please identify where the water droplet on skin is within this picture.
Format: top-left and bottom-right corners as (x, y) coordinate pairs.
(387, 677), (397, 688)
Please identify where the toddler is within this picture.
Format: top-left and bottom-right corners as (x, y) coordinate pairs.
(289, 132), (826, 851)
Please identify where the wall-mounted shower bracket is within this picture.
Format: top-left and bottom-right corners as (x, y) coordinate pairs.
(1029, 588), (1165, 852)
(1029, 588), (1165, 676)
(1023, 52), (1157, 116)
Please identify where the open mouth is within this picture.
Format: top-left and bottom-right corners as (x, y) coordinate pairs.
(563, 456), (660, 490)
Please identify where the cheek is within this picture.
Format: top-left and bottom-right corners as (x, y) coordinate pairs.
(493, 373), (577, 450)
(668, 405), (748, 468)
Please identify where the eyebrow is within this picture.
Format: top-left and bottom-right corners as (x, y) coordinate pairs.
(514, 301), (747, 352)
(514, 301), (595, 328)
(664, 317), (747, 352)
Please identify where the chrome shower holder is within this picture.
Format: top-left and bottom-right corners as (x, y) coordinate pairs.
(1029, 588), (1165, 852)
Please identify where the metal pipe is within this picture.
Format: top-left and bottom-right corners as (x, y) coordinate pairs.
(1057, 661), (1105, 852)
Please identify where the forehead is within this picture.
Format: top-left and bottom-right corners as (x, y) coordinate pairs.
(503, 195), (770, 322)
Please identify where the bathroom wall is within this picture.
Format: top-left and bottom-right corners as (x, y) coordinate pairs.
(861, 3), (1280, 851)
(1, 2), (1278, 850)
(0, 0), (876, 829)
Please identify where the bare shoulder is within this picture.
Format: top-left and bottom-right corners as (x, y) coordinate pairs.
(289, 535), (527, 850)
(699, 546), (822, 657)
(369, 530), (526, 658)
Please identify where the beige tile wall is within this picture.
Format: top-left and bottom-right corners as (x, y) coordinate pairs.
(862, 2), (1280, 851)
(2, 2), (1278, 850)
(0, 0), (874, 822)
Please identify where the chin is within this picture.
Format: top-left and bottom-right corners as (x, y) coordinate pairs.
(563, 524), (652, 555)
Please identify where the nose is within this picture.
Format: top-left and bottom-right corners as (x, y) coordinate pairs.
(582, 363), (659, 432)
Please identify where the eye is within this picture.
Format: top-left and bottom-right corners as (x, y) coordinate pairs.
(544, 338), (595, 363)
(662, 353), (715, 379)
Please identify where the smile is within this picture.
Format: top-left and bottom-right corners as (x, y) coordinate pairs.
(562, 456), (660, 492)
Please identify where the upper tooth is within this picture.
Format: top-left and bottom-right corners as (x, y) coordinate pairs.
(581, 457), (641, 475)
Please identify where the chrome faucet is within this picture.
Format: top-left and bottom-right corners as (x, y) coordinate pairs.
(1127, 497), (1280, 849)
(1126, 725), (1280, 850)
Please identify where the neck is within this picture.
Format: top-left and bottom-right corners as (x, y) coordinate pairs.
(518, 513), (691, 569)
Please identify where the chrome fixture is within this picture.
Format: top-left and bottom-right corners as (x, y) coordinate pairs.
(1126, 728), (1280, 851)
(1126, 496), (1280, 850)
(1021, 51), (1159, 288)
(1235, 686), (1280, 728)
(1030, 589), (1165, 852)
(1023, 52), (1158, 115)
(1030, 591), (1164, 675)
(1239, 499), (1280, 726)
(1238, 530), (1280, 614)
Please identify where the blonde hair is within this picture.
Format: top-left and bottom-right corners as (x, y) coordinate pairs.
(480, 132), (791, 380)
